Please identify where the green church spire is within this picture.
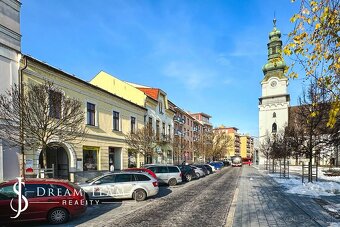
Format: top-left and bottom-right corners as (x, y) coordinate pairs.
(262, 18), (287, 82)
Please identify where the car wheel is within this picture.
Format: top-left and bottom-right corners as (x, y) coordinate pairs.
(48, 208), (69, 224)
(196, 173), (200, 178)
(207, 170), (211, 174)
(133, 189), (147, 202)
(168, 178), (177, 186)
(186, 174), (192, 182)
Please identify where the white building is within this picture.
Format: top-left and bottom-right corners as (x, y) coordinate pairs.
(258, 19), (290, 166)
(0, 0), (22, 181)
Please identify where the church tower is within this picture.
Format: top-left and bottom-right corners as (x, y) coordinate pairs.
(258, 19), (290, 164)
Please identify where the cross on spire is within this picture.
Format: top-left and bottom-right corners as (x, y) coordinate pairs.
(273, 12), (277, 27)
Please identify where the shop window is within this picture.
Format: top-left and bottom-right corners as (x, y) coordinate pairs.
(83, 148), (98, 171)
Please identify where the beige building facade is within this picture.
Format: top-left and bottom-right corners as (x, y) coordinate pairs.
(21, 56), (146, 182)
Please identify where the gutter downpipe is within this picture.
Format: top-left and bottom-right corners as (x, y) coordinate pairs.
(19, 55), (28, 179)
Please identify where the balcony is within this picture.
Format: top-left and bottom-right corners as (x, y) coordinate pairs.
(174, 116), (185, 124)
(160, 133), (171, 143)
(174, 130), (182, 136)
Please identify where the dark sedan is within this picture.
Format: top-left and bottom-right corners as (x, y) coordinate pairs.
(177, 165), (197, 182)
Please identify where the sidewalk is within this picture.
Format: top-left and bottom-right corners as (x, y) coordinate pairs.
(232, 166), (339, 227)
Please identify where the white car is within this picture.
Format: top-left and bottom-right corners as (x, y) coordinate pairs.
(190, 166), (206, 178)
(145, 165), (182, 186)
(79, 172), (159, 201)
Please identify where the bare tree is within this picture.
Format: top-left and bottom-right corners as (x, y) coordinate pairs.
(293, 80), (331, 181)
(172, 135), (189, 165)
(0, 81), (87, 176)
(286, 123), (306, 165)
(259, 134), (273, 170)
(124, 125), (158, 164)
(208, 131), (232, 161)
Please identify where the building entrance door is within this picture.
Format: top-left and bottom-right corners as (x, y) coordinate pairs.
(109, 147), (115, 172)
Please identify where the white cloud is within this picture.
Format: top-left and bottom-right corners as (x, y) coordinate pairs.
(163, 61), (217, 90)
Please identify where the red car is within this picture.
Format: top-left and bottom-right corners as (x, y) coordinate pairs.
(0, 178), (87, 225)
(123, 168), (157, 179)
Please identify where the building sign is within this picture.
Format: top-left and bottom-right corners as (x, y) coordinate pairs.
(25, 159), (33, 173)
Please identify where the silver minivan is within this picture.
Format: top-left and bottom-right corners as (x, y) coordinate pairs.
(145, 165), (182, 186)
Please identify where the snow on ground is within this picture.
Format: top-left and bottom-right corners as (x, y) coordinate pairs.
(328, 222), (340, 227)
(268, 173), (340, 196)
(274, 165), (340, 183)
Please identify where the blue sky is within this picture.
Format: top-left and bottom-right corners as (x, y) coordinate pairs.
(21, 0), (305, 136)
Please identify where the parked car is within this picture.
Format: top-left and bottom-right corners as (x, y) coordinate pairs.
(193, 165), (209, 175)
(203, 164), (215, 173)
(0, 178), (87, 225)
(209, 162), (223, 170)
(222, 159), (231, 166)
(190, 165), (206, 178)
(79, 172), (159, 201)
(145, 165), (182, 186)
(123, 168), (157, 179)
(177, 165), (196, 182)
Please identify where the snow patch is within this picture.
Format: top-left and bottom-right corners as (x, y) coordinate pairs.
(268, 173), (340, 196)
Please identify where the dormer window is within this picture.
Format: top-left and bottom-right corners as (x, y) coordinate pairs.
(273, 112), (276, 118)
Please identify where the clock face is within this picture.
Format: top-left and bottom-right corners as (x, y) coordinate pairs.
(270, 81), (277, 87)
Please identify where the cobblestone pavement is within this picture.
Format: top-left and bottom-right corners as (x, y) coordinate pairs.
(102, 167), (240, 227)
(32, 166), (240, 227)
(232, 166), (337, 227)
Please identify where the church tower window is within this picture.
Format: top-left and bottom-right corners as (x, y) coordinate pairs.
(273, 112), (276, 118)
(272, 123), (277, 133)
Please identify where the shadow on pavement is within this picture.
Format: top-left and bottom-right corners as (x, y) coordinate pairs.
(6, 200), (123, 227)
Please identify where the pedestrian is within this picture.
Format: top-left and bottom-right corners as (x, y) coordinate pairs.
(110, 164), (115, 172)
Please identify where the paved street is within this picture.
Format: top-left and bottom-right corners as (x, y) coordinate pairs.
(32, 166), (240, 227)
(30, 166), (340, 227)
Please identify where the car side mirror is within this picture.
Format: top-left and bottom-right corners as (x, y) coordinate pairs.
(94, 180), (101, 185)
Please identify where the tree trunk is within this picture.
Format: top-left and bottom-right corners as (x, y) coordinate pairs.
(283, 156), (286, 177)
(42, 148), (47, 169)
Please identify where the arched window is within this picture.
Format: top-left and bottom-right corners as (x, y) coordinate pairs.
(272, 123), (277, 133)
(273, 112), (276, 118)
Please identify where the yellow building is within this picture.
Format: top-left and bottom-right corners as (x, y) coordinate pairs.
(213, 126), (240, 158)
(90, 72), (175, 165)
(21, 56), (147, 182)
(240, 135), (254, 159)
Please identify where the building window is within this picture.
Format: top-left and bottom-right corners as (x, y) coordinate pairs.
(159, 102), (163, 114)
(112, 111), (120, 131)
(83, 148), (98, 171)
(272, 123), (277, 133)
(148, 117), (153, 135)
(156, 120), (160, 139)
(273, 112), (276, 118)
(128, 150), (137, 168)
(87, 102), (96, 126)
(131, 116), (136, 133)
(162, 122), (166, 136)
(168, 124), (171, 136)
(49, 90), (62, 119)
